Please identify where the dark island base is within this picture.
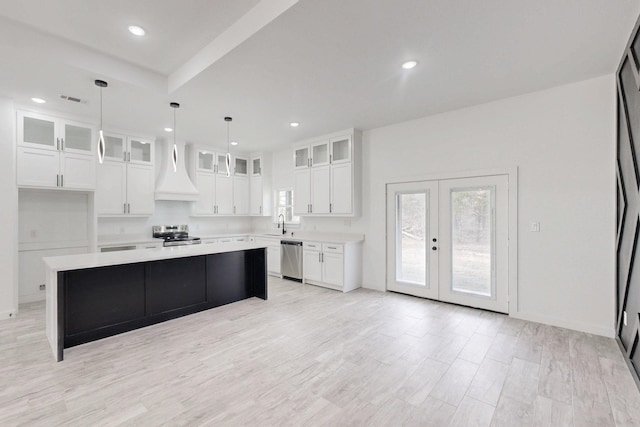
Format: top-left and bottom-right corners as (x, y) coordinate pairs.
(57, 248), (267, 360)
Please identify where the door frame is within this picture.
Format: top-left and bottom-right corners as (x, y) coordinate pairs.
(384, 167), (518, 315)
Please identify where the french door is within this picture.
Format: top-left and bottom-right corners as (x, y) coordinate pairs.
(386, 175), (509, 313)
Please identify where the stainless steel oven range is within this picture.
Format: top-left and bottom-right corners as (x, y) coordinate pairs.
(152, 225), (201, 247)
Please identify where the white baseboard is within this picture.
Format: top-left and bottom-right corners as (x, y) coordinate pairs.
(0, 309), (17, 320)
(19, 293), (45, 304)
(511, 310), (615, 338)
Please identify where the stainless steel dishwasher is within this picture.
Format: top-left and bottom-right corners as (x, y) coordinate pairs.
(281, 240), (303, 282)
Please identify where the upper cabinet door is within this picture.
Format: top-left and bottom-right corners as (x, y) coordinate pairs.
(128, 138), (153, 165)
(103, 133), (126, 162)
(18, 111), (58, 151)
(310, 141), (330, 167)
(330, 135), (351, 164)
(197, 150), (216, 173)
(61, 120), (94, 155)
(234, 156), (248, 176)
(251, 156), (262, 176)
(294, 146), (309, 170)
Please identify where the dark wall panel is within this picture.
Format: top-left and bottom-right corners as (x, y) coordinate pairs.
(617, 18), (640, 387)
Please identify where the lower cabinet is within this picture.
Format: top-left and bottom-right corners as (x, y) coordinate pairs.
(146, 256), (207, 315)
(255, 237), (281, 276)
(302, 241), (361, 292)
(62, 249), (267, 349)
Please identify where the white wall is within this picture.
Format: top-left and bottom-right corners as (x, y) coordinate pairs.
(269, 75), (616, 336)
(0, 97), (18, 318)
(98, 201), (253, 240)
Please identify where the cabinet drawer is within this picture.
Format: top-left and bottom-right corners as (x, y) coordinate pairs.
(303, 241), (321, 251)
(322, 243), (343, 254)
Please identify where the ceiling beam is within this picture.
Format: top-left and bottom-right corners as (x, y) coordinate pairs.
(168, 0), (298, 93)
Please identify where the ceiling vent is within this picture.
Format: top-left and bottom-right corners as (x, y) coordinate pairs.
(59, 94), (87, 104)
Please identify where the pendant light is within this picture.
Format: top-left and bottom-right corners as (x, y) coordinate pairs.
(170, 102), (180, 172)
(224, 116), (232, 177)
(95, 80), (108, 164)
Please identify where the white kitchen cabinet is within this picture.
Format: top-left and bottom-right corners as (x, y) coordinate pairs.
(233, 176), (249, 215)
(17, 110), (97, 190)
(216, 175), (234, 215)
(249, 153), (272, 216)
(96, 133), (154, 216)
(311, 166), (330, 214)
(294, 169), (311, 215)
(303, 246), (323, 283)
(292, 129), (360, 216)
(194, 171), (215, 215)
(189, 146), (256, 216)
(255, 237), (281, 276)
(302, 241), (361, 292)
(330, 162), (352, 214)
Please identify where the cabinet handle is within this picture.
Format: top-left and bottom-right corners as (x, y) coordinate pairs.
(124, 203), (127, 214)
(307, 158), (310, 168)
(328, 246), (337, 250)
(260, 205), (262, 214)
(234, 206), (236, 214)
(60, 174), (63, 187)
(127, 203), (130, 214)
(310, 204), (312, 213)
(56, 174), (59, 187)
(56, 138), (60, 151)
(319, 252), (321, 263)
(330, 154), (332, 164)
(61, 138), (64, 151)
(330, 203), (332, 213)
(124, 151), (127, 162)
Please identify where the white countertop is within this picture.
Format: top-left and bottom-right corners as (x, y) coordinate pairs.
(43, 242), (267, 272)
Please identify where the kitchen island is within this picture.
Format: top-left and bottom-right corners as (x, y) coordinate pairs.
(44, 242), (267, 361)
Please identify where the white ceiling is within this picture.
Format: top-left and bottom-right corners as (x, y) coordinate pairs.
(0, 0), (638, 153)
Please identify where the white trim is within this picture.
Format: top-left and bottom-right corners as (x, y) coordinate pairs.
(384, 166), (519, 316)
(512, 310), (615, 338)
(18, 293), (45, 304)
(0, 309), (16, 320)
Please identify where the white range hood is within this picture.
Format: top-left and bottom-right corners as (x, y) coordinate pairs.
(154, 139), (199, 201)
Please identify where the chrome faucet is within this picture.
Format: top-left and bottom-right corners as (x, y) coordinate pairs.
(278, 214), (286, 235)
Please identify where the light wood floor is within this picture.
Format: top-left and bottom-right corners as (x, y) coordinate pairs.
(1, 277), (640, 426)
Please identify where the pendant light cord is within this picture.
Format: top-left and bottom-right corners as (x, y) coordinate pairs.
(173, 107), (176, 145)
(99, 87), (103, 130)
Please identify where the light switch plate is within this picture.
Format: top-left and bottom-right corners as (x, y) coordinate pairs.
(531, 222), (540, 232)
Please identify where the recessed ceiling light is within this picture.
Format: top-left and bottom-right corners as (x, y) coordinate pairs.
(31, 97), (46, 104)
(401, 60), (418, 69)
(290, 122), (300, 127)
(164, 127), (173, 132)
(231, 141), (238, 146)
(128, 25), (146, 36)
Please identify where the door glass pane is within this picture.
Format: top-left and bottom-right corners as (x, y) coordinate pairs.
(130, 139), (151, 162)
(253, 158), (261, 175)
(199, 152), (214, 170)
(451, 187), (493, 296)
(312, 144), (328, 165)
(24, 117), (54, 147)
(295, 147), (308, 167)
(332, 138), (350, 162)
(64, 124), (92, 151)
(104, 135), (124, 159)
(396, 192), (426, 285)
(235, 157), (247, 174)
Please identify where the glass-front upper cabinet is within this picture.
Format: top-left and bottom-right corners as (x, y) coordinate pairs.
(103, 133), (126, 161)
(62, 120), (94, 154)
(330, 135), (351, 164)
(128, 138), (152, 165)
(234, 156), (248, 176)
(311, 141), (330, 167)
(294, 146), (309, 169)
(216, 153), (229, 175)
(251, 156), (262, 176)
(197, 150), (215, 173)
(18, 111), (57, 150)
